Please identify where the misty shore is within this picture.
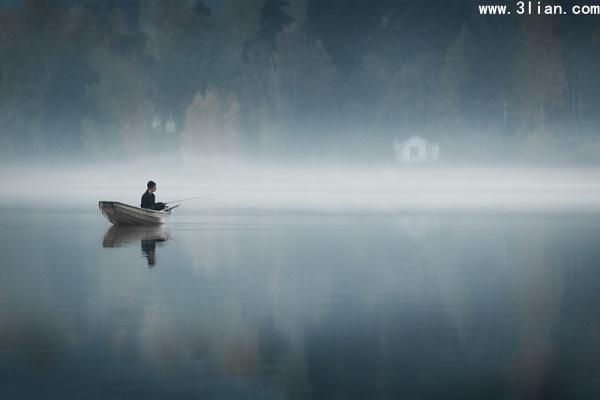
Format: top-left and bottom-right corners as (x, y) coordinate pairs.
(2, 164), (600, 213)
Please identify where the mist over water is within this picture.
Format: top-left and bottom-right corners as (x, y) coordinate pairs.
(3, 161), (600, 213)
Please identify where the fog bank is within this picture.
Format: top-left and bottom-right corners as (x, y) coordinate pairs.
(3, 163), (600, 213)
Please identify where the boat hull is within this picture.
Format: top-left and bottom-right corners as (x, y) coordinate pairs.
(98, 201), (171, 225)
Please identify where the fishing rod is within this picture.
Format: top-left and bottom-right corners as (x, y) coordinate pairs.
(164, 193), (216, 205)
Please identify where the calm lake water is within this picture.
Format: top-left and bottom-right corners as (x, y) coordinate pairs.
(1, 207), (599, 399)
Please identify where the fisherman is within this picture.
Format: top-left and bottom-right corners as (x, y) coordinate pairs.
(141, 181), (166, 210)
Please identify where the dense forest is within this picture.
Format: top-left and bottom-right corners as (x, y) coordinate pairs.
(1, 0), (600, 164)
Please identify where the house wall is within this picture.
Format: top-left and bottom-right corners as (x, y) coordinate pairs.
(396, 137), (428, 163)
(431, 144), (440, 160)
(394, 136), (440, 164)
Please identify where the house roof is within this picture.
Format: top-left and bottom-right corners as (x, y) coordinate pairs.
(396, 134), (438, 146)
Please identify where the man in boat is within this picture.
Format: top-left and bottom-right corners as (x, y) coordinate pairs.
(141, 181), (166, 210)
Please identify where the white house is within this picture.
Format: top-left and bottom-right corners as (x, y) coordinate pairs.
(151, 116), (178, 135)
(393, 134), (440, 164)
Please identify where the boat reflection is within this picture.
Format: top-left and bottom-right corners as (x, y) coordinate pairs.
(102, 225), (171, 267)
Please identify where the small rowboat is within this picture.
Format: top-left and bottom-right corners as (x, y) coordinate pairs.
(98, 201), (174, 225)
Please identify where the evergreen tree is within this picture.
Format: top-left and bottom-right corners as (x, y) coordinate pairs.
(436, 23), (472, 130)
(255, 0), (293, 49)
(514, 17), (566, 133)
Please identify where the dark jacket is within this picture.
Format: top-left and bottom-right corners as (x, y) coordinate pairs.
(141, 191), (166, 210)
(141, 191), (155, 209)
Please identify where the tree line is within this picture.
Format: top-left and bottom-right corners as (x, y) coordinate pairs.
(1, 0), (599, 163)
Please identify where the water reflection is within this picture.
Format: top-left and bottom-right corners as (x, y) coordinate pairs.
(102, 225), (171, 266)
(1, 212), (600, 398)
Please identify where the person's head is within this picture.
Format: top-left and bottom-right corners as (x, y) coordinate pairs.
(147, 181), (156, 193)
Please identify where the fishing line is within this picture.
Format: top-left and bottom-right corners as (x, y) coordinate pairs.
(164, 193), (216, 205)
